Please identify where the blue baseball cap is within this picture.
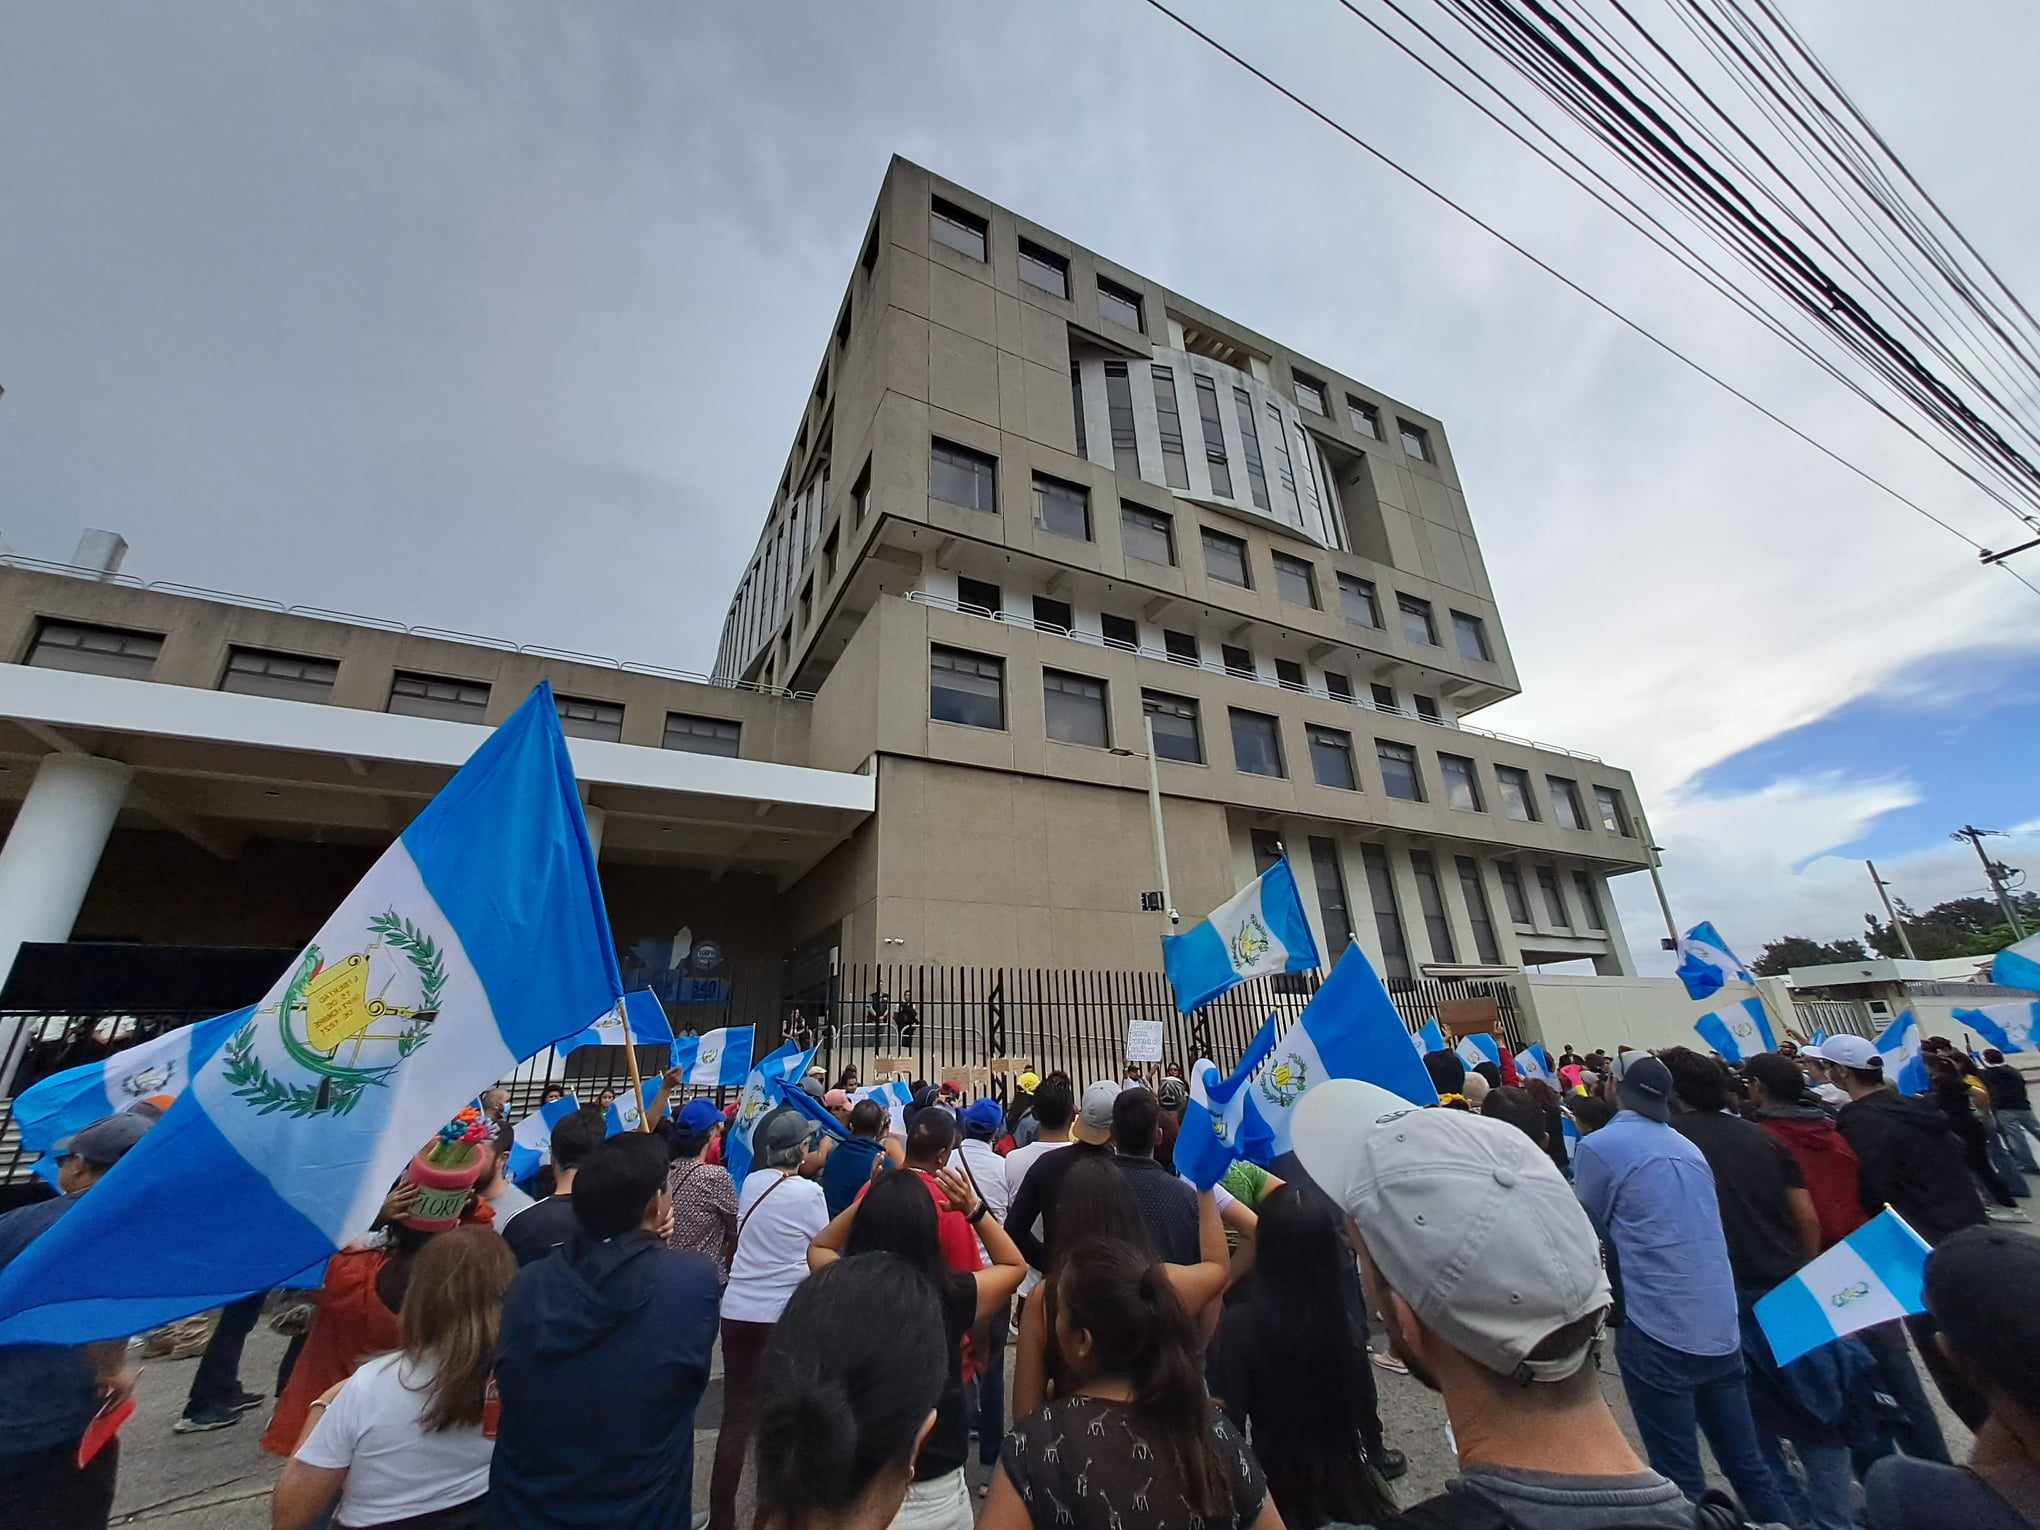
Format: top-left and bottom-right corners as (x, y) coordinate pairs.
(962, 1097), (1004, 1137)
(677, 1099), (723, 1134)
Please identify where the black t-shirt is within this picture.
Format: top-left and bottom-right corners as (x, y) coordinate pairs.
(1115, 1155), (1200, 1266)
(1002, 1394), (1267, 1530)
(917, 1272), (980, 1481)
(502, 1195), (579, 1269)
(1981, 1063), (2030, 1113)
(1672, 1110), (1807, 1292)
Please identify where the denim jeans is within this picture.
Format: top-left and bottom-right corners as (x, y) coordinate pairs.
(1615, 1323), (1788, 1523)
(1995, 1107), (2039, 1172)
(971, 1305), (1010, 1467)
(1756, 1429), (1854, 1530)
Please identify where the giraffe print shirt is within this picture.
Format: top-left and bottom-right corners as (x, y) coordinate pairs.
(1001, 1395), (1267, 1530)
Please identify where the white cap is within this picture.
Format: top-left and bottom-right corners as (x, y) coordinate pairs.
(1807, 1033), (1880, 1070)
(1293, 1081), (1611, 1383)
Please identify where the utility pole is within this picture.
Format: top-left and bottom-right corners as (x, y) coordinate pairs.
(1865, 860), (1918, 960)
(1953, 825), (2029, 940)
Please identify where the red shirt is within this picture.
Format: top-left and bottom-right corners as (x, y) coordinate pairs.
(855, 1169), (980, 1276)
(1757, 1113), (1867, 1249)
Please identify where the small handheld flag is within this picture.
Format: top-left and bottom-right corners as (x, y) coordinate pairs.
(1754, 1208), (1930, 1364)
(1177, 1013), (1282, 1191)
(1953, 999), (2038, 1056)
(852, 1079), (913, 1136)
(1410, 1017), (1446, 1056)
(507, 1094), (581, 1184)
(1694, 996), (1775, 1064)
(606, 1075), (668, 1137)
(1516, 1043), (1555, 1086)
(557, 989), (673, 1057)
(1676, 921), (1753, 1002)
(670, 1026), (755, 1088)
(1455, 1033), (1500, 1072)
(1162, 857), (1322, 1014)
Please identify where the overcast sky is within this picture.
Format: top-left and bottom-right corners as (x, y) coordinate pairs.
(5, 1), (2035, 970)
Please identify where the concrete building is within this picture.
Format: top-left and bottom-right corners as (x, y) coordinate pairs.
(0, 157), (1654, 1026)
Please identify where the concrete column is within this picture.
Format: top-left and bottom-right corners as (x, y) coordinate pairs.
(1594, 873), (1638, 976)
(582, 803), (607, 858)
(0, 753), (132, 1005)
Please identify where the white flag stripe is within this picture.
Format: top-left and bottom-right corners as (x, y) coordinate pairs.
(1797, 1237), (1907, 1335)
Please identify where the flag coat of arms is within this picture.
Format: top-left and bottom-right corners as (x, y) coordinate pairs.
(1455, 1033), (1500, 1072)
(1754, 1209), (1930, 1364)
(1953, 998), (2038, 1055)
(724, 1040), (819, 1180)
(1694, 996), (1776, 1064)
(0, 684), (623, 1345)
(556, 989), (673, 1056)
(1676, 921), (1754, 1002)
(1162, 856), (1322, 1014)
(1515, 1043), (1555, 1086)
(671, 1026), (755, 1088)
(606, 1075), (668, 1137)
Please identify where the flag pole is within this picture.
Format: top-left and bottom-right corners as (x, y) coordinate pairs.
(617, 998), (653, 1132)
(1142, 714), (1179, 925)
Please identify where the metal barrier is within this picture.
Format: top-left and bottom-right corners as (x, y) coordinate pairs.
(1791, 998), (1877, 1040)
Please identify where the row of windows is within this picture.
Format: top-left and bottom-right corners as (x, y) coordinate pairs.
(925, 640), (1632, 834)
(924, 437), (1496, 665)
(929, 196), (1146, 336)
(1290, 370), (1432, 461)
(23, 621), (747, 760)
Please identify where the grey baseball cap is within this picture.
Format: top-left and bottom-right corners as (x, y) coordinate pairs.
(55, 1113), (153, 1167)
(1073, 1080), (1120, 1145)
(1294, 1080), (1611, 1384)
(758, 1107), (818, 1160)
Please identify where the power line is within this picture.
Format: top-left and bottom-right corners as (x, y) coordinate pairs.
(1131, 0), (2040, 597)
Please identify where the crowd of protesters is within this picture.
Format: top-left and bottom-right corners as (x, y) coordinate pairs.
(1, 1023), (2036, 1530)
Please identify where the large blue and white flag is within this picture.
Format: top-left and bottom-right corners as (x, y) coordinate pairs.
(1872, 1010), (1932, 1095)
(1409, 1017), (1447, 1056)
(1754, 1208), (1931, 1364)
(0, 684), (622, 1345)
(507, 1094), (582, 1185)
(1178, 1012), (1282, 1191)
(10, 1009), (244, 1185)
(724, 1039), (819, 1180)
(605, 1075), (667, 1136)
(1162, 857), (1322, 1014)
(670, 1026), (754, 1088)
(1695, 997), (1776, 1064)
(557, 989), (673, 1057)
(1455, 1033), (1500, 1072)
(1676, 921), (1754, 1002)
(853, 1079), (913, 1136)
(1176, 945), (1435, 1188)
(1954, 999), (2039, 1056)
(1516, 1043), (1555, 1086)
(1993, 931), (2040, 993)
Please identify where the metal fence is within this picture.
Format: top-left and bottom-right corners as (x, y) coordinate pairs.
(1790, 998), (1877, 1040)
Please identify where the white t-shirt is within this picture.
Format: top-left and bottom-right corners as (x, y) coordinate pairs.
(721, 1170), (828, 1324)
(949, 1139), (1012, 1224)
(1003, 1138), (1072, 1293)
(489, 1180), (537, 1224)
(296, 1352), (492, 1528)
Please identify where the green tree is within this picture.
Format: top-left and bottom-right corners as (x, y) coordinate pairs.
(1752, 936), (1870, 976)
(1863, 893), (2040, 960)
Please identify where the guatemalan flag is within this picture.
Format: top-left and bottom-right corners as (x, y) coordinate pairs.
(1676, 921), (1754, 1001)
(1409, 1017), (1447, 1056)
(1162, 857), (1322, 1014)
(507, 1094), (581, 1185)
(1754, 1209), (1931, 1364)
(1455, 1033), (1500, 1072)
(1993, 931), (2040, 993)
(724, 1039), (820, 1180)
(1954, 998), (2039, 1056)
(1875, 1010), (1932, 1096)
(1177, 944), (1437, 1189)
(606, 1075), (668, 1136)
(10, 1008), (244, 1186)
(0, 684), (622, 1345)
(556, 989), (673, 1057)
(854, 1079), (913, 1136)
(671, 1026), (754, 1088)
(1516, 1043), (1555, 1086)
(1695, 996), (1776, 1064)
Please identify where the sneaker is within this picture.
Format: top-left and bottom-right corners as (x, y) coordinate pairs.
(1372, 1446), (1409, 1482)
(173, 1406), (241, 1434)
(1984, 1205), (2030, 1223)
(1370, 1350), (1410, 1375)
(227, 1389), (265, 1414)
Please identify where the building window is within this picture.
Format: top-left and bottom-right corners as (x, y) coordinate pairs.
(1222, 644), (1255, 678)
(1121, 504), (1175, 565)
(1071, 363), (1088, 459)
(1497, 861), (1531, 924)
(1292, 371), (1327, 415)
(1102, 613), (1138, 650)
(25, 619), (162, 680)
(220, 647), (336, 702)
(820, 524), (839, 587)
(1308, 726), (1357, 790)
(1273, 552), (1318, 609)
(1234, 387), (1271, 510)
(1537, 866), (1571, 928)
(1440, 754), (1483, 811)
(1457, 856), (1503, 964)
(1032, 595), (1074, 634)
(1573, 870), (1606, 930)
(664, 713), (741, 757)
(1163, 629), (1200, 666)
(930, 646), (1004, 730)
(1547, 776), (1587, 830)
(1017, 238), (1069, 299)
(835, 302), (852, 353)
(1398, 594), (1439, 647)
(930, 197), (987, 262)
(860, 224), (880, 276)
(1310, 838), (1357, 951)
(1398, 419), (1432, 461)
(1325, 671), (1352, 702)
(1265, 402), (1297, 501)
(798, 579), (813, 634)
(1371, 683), (1400, 715)
(1495, 765), (1538, 822)
(851, 459), (872, 528)
(1152, 366), (1190, 490)
(1595, 786), (1632, 836)
(1033, 474), (1091, 541)
(555, 695), (624, 742)
(1347, 396), (1381, 438)
(1103, 361), (1142, 479)
(1410, 851), (1456, 963)
(1250, 828), (1285, 876)
(1230, 709), (1285, 777)
(1192, 375), (1233, 497)
(1339, 574), (1382, 628)
(388, 671), (489, 723)
(1201, 528), (1251, 588)
(1143, 690), (1202, 763)
(1414, 694), (1440, 723)
(1377, 740), (1424, 801)
(1044, 670), (1109, 748)
(1360, 845), (1411, 982)
(1452, 610), (1492, 663)
(930, 438), (997, 514)
(1274, 658), (1305, 690)
(1097, 275), (1143, 332)
(956, 575), (1002, 615)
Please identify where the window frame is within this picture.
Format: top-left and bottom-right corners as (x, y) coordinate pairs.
(1031, 595), (1075, 634)
(1042, 668), (1110, 749)
(1456, 856), (1503, 964)
(1292, 371), (1328, 415)
(1361, 844), (1412, 983)
(1192, 374), (1232, 497)
(929, 645), (1006, 731)
(1494, 765), (1539, 823)
(218, 645), (338, 702)
(1451, 610), (1492, 664)
(1233, 386), (1271, 510)
(929, 437), (998, 515)
(1200, 527), (1252, 588)
(1594, 786), (1632, 837)
(1397, 593), (1440, 647)
(1162, 629), (1201, 666)
(1398, 418), (1432, 462)
(1409, 850), (1457, 963)
(956, 575), (1002, 616)
(1152, 365), (1190, 490)
(1101, 613), (1138, 651)
(1308, 725), (1359, 791)
(1016, 238), (1069, 299)
(1120, 503), (1176, 566)
(387, 670), (490, 723)
(1497, 861), (1532, 925)
(1142, 689), (1204, 764)
(1439, 753), (1484, 812)
(929, 196), (988, 262)
(24, 618), (163, 680)
(1032, 472), (1092, 541)
(554, 693), (625, 743)
(1102, 361), (1142, 480)
(663, 712), (742, 757)
(1096, 275), (1144, 333)
(1347, 396), (1381, 438)
(1272, 551), (1319, 609)
(1537, 866), (1572, 928)
(1572, 870), (1607, 930)
(1339, 574), (1383, 629)
(1376, 739), (1425, 802)
(1547, 775), (1587, 831)
(1229, 707), (1287, 779)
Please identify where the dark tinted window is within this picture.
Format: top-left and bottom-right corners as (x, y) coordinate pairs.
(1309, 726), (1357, 790)
(931, 439), (997, 513)
(930, 647), (1004, 730)
(1143, 691), (1202, 763)
(1017, 239), (1069, 298)
(1230, 710), (1285, 777)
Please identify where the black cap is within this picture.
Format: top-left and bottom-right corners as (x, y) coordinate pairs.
(1615, 1055), (1674, 1122)
(1926, 1227), (2040, 1413)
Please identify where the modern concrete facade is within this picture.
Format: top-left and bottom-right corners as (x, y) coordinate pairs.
(0, 157), (1654, 1011)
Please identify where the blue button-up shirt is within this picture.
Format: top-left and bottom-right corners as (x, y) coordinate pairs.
(1573, 1109), (1740, 1357)
(0, 1194), (101, 1456)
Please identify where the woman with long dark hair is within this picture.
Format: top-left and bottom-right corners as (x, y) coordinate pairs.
(983, 1237), (1279, 1530)
(1211, 1187), (1396, 1529)
(809, 1166), (1026, 1528)
(272, 1226), (513, 1529)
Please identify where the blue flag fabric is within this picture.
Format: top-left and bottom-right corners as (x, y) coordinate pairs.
(557, 989), (673, 1057)
(1162, 857), (1322, 1014)
(1178, 1013), (1282, 1191)
(772, 1080), (853, 1146)
(1955, 999), (2039, 1055)
(1992, 931), (2040, 993)
(507, 1094), (582, 1184)
(1410, 1017), (1446, 1056)
(1809, 1028), (1829, 1049)
(852, 1079), (913, 1135)
(1695, 997), (1776, 1064)
(605, 1075), (669, 1137)
(670, 1026), (755, 1087)
(1455, 1033), (1500, 1071)
(724, 1040), (820, 1180)
(1754, 1209), (1931, 1364)
(0, 683), (622, 1345)
(1874, 1011), (1932, 1096)
(1516, 1043), (1554, 1085)
(1676, 921), (1753, 1002)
